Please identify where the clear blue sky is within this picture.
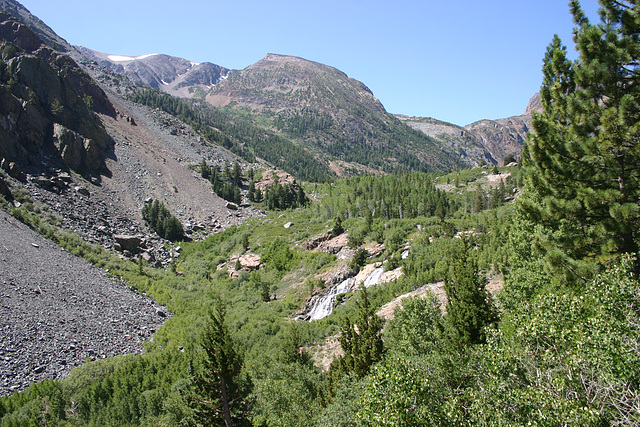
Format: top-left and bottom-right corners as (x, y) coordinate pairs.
(20, 0), (600, 126)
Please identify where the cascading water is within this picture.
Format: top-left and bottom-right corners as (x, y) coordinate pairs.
(306, 277), (355, 321)
(363, 266), (384, 288)
(306, 266), (389, 321)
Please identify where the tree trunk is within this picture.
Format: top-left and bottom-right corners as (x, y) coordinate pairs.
(220, 377), (233, 427)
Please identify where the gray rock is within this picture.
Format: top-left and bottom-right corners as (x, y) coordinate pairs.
(113, 235), (142, 252)
(74, 186), (90, 197)
(7, 162), (24, 181)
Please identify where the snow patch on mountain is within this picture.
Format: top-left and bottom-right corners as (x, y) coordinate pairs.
(108, 53), (159, 62)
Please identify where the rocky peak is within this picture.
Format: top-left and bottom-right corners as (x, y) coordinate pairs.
(76, 47), (231, 98)
(0, 0), (71, 52)
(524, 92), (542, 115)
(209, 53), (384, 113)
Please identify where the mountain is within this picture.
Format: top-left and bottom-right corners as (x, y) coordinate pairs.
(400, 94), (542, 165)
(88, 47), (537, 173)
(0, 0), (71, 52)
(76, 47), (231, 99)
(81, 50), (465, 175)
(0, 4), (264, 262)
(206, 53), (463, 175)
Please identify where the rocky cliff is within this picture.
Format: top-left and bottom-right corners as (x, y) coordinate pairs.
(400, 94), (543, 165)
(0, 11), (115, 178)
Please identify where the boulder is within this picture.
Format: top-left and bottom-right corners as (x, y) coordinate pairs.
(315, 233), (349, 255)
(7, 162), (24, 180)
(113, 235), (142, 252)
(74, 186), (90, 197)
(53, 124), (105, 172)
(33, 175), (52, 188)
(238, 253), (261, 270)
(0, 176), (10, 198)
(301, 231), (332, 250)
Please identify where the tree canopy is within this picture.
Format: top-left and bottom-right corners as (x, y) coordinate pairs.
(523, 0), (640, 279)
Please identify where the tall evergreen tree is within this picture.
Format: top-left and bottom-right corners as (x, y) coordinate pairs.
(332, 287), (384, 379)
(324, 288), (384, 403)
(523, 1), (640, 279)
(444, 240), (497, 346)
(187, 305), (243, 427)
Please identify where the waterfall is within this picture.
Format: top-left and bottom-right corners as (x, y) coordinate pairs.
(363, 266), (384, 288)
(307, 277), (355, 321)
(306, 265), (390, 321)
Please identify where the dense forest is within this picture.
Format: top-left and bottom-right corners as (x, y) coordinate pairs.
(129, 89), (333, 182)
(2, 1), (640, 425)
(272, 105), (460, 174)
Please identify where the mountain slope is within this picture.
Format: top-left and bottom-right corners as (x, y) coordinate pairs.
(0, 0), (71, 52)
(0, 10), (115, 178)
(400, 94), (542, 165)
(208, 53), (463, 175)
(0, 5), (264, 259)
(76, 47), (231, 99)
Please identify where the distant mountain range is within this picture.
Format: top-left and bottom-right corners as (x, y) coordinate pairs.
(76, 48), (231, 99)
(400, 93), (540, 166)
(79, 47), (537, 169)
(0, 0), (539, 189)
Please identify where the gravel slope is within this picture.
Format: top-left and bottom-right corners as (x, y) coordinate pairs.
(0, 209), (169, 395)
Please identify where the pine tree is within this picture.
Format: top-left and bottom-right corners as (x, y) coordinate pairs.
(232, 161), (241, 186)
(187, 304), (243, 427)
(199, 158), (210, 180)
(523, 1), (640, 278)
(444, 240), (497, 346)
(332, 287), (384, 379)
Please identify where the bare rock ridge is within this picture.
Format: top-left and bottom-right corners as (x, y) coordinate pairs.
(399, 93), (543, 165)
(76, 47), (231, 99)
(207, 52), (385, 113)
(0, 0), (72, 52)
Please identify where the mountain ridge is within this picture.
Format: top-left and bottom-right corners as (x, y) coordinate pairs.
(82, 48), (535, 168)
(76, 47), (231, 99)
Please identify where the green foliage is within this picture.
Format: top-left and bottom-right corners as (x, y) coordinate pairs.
(141, 199), (185, 241)
(129, 88), (333, 181)
(315, 376), (364, 427)
(187, 304), (244, 427)
(459, 256), (640, 425)
(273, 105), (462, 175)
(50, 97), (63, 116)
(349, 248), (368, 273)
(326, 288), (384, 401)
(523, 0), (640, 278)
(263, 182), (309, 210)
(357, 356), (445, 426)
(384, 293), (444, 356)
(443, 240), (497, 346)
(314, 173), (452, 222)
(250, 361), (321, 427)
(200, 160), (243, 204)
(0, 380), (66, 426)
(260, 237), (299, 274)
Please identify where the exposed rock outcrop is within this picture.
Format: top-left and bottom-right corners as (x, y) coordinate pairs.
(0, 11), (115, 178)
